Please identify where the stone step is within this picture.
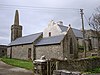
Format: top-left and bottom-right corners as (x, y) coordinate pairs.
(53, 70), (81, 75)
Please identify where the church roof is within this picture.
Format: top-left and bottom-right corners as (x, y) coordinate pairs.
(35, 35), (65, 46)
(8, 32), (42, 46)
(58, 25), (83, 38)
(58, 25), (68, 32)
(72, 28), (83, 38)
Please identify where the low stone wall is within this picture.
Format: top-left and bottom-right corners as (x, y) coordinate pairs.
(78, 50), (100, 58)
(57, 57), (100, 72)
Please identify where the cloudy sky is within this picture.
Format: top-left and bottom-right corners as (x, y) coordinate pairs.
(0, 0), (100, 45)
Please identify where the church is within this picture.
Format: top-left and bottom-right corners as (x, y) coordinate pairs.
(7, 10), (99, 60)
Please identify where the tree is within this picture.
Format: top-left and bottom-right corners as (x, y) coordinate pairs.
(89, 6), (100, 50)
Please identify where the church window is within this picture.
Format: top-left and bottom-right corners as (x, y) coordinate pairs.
(70, 38), (73, 54)
(49, 32), (51, 37)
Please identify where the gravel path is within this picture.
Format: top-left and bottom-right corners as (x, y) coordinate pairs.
(0, 61), (33, 75)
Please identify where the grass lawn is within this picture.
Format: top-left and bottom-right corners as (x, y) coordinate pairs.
(1, 57), (33, 70)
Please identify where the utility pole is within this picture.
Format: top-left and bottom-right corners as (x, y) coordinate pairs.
(80, 9), (86, 57)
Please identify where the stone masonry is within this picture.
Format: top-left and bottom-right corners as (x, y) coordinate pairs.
(7, 44), (34, 60)
(35, 44), (63, 60)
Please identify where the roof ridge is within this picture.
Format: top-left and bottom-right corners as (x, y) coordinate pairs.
(72, 28), (81, 30)
(8, 32), (43, 46)
(0, 45), (6, 46)
(43, 34), (64, 39)
(58, 24), (81, 31)
(58, 25), (68, 27)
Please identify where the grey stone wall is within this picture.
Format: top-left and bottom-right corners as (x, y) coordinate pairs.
(7, 44), (34, 60)
(35, 44), (63, 60)
(0, 45), (7, 57)
(57, 57), (100, 72)
(36, 27), (78, 60)
(85, 30), (99, 50)
(63, 27), (78, 59)
(78, 50), (100, 58)
(7, 47), (11, 57)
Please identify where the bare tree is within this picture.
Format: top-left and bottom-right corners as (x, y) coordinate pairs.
(89, 6), (100, 50)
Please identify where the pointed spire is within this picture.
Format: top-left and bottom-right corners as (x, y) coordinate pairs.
(14, 10), (19, 25)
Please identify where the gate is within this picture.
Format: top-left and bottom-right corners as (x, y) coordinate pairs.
(33, 58), (58, 75)
(47, 59), (58, 75)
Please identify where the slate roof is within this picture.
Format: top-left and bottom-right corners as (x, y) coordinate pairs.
(35, 35), (65, 46)
(8, 25), (83, 46)
(72, 28), (83, 38)
(58, 25), (68, 32)
(58, 25), (83, 38)
(8, 32), (42, 46)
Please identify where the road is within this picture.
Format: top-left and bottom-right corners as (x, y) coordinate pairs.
(0, 61), (33, 75)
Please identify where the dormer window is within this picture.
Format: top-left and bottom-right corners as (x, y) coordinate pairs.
(49, 32), (51, 37)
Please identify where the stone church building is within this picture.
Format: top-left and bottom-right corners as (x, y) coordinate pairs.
(7, 10), (99, 60)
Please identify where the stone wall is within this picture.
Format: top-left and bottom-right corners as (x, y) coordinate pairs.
(78, 38), (83, 46)
(35, 44), (63, 60)
(78, 50), (100, 58)
(7, 44), (34, 60)
(85, 30), (99, 50)
(57, 57), (100, 72)
(36, 27), (78, 60)
(0, 45), (7, 57)
(63, 28), (78, 59)
(7, 47), (11, 57)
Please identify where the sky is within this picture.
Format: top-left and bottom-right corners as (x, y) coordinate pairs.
(0, 0), (100, 45)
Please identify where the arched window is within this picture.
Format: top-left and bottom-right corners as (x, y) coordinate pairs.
(70, 38), (73, 54)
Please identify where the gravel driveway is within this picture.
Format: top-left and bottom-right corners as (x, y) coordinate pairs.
(0, 61), (33, 75)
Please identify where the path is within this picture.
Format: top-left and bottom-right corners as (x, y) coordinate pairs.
(0, 61), (33, 75)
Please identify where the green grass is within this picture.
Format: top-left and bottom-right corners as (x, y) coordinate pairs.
(91, 68), (100, 73)
(1, 57), (33, 70)
(86, 68), (100, 73)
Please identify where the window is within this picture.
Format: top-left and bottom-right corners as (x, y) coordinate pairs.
(2, 50), (4, 53)
(49, 32), (51, 37)
(91, 53), (98, 56)
(28, 48), (32, 59)
(70, 38), (73, 54)
(88, 39), (92, 50)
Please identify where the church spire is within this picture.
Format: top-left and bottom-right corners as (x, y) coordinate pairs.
(14, 10), (19, 25)
(11, 10), (22, 41)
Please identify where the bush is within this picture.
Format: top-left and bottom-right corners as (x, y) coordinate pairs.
(78, 45), (84, 50)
